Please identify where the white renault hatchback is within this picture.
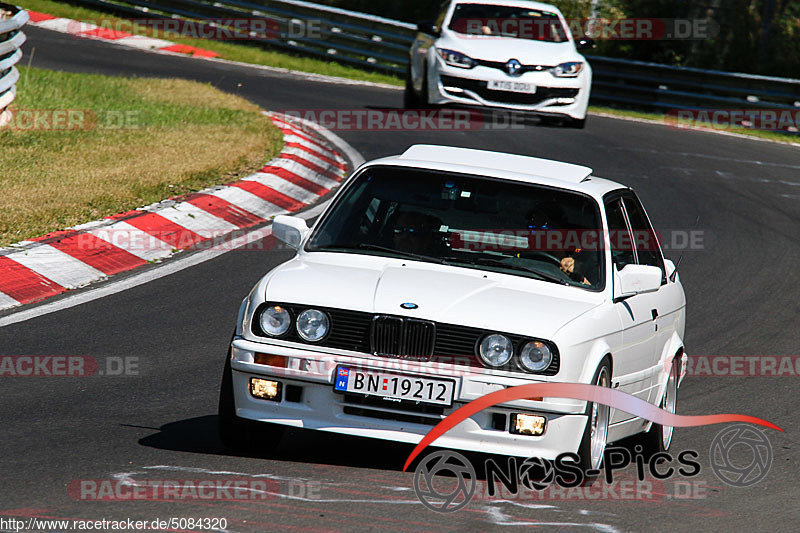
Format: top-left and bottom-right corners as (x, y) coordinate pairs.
(219, 145), (687, 471)
(405, 0), (594, 128)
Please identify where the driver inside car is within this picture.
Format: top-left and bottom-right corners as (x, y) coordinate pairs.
(523, 204), (592, 285)
(392, 210), (442, 255)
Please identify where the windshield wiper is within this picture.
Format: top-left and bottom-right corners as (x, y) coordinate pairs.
(448, 255), (570, 286)
(315, 243), (449, 265)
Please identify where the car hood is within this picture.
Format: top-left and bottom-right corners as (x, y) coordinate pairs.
(263, 253), (603, 340)
(437, 34), (580, 66)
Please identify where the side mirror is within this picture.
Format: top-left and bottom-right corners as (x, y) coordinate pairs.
(273, 215), (309, 250)
(614, 264), (662, 299)
(417, 20), (438, 35)
(664, 259), (677, 282)
(576, 37), (596, 51)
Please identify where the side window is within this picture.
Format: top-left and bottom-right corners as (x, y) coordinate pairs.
(604, 198), (636, 270)
(623, 195), (666, 281)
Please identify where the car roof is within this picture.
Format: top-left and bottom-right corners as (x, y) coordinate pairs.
(361, 145), (627, 200)
(447, 0), (563, 15)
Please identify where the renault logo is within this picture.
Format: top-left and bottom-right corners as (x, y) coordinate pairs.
(505, 59), (523, 77)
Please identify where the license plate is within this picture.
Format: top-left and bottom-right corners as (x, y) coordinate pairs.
(487, 80), (537, 93)
(334, 366), (455, 406)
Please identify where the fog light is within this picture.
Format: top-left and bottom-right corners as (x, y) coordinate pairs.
(250, 378), (282, 401)
(510, 413), (546, 436)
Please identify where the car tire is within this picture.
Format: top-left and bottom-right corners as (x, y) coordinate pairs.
(578, 358), (612, 475)
(637, 356), (680, 458)
(538, 115), (560, 126)
(418, 63), (433, 108)
(565, 117), (586, 129)
(218, 345), (285, 454)
(403, 65), (420, 109)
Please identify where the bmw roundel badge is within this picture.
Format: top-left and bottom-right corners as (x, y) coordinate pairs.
(400, 302), (419, 310)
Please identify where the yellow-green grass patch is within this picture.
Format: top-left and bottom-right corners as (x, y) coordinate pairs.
(0, 66), (283, 246)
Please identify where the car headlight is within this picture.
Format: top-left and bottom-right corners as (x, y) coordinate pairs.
(478, 334), (514, 367)
(259, 305), (291, 336)
(518, 341), (553, 372)
(296, 309), (330, 342)
(551, 61), (584, 77)
(437, 48), (477, 69)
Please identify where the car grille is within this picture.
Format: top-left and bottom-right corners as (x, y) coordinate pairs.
(252, 303), (559, 375)
(371, 316), (436, 360)
(475, 59), (553, 76)
(440, 75), (579, 106)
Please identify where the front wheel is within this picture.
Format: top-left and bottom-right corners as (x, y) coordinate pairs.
(403, 65), (420, 109)
(565, 117), (586, 129)
(578, 359), (612, 473)
(638, 356), (680, 457)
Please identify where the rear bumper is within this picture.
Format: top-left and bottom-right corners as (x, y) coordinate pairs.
(229, 337), (588, 459)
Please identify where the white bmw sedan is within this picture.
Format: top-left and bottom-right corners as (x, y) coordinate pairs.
(219, 145), (687, 471)
(405, 0), (594, 128)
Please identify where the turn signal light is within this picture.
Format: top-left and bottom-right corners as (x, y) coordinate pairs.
(254, 353), (287, 367)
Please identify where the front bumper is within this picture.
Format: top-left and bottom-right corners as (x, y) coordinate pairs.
(229, 337), (588, 459)
(429, 61), (591, 120)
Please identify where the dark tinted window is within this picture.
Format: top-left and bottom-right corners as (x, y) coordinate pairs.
(307, 166), (605, 290)
(448, 3), (568, 42)
(623, 196), (665, 280)
(605, 198), (636, 270)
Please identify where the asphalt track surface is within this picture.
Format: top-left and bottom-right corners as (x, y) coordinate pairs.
(2, 26), (800, 532)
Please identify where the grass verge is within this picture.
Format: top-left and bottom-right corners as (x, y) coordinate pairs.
(19, 0), (402, 86)
(0, 66), (283, 246)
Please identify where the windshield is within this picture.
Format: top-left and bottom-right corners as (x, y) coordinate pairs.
(306, 166), (605, 290)
(448, 3), (569, 42)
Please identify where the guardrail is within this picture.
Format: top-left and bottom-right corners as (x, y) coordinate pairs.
(0, 3), (27, 127)
(70, 0), (416, 74)
(587, 55), (800, 115)
(62, 0), (800, 116)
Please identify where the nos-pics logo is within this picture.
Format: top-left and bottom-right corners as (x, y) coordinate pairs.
(413, 424), (773, 512)
(413, 450), (477, 512)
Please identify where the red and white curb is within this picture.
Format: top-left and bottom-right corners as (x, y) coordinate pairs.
(0, 113), (350, 311)
(25, 10), (219, 57)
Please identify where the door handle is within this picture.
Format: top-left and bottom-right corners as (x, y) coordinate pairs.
(651, 309), (659, 321)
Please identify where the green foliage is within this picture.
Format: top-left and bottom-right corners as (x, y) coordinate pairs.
(582, 0), (800, 75)
(313, 0), (800, 76)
